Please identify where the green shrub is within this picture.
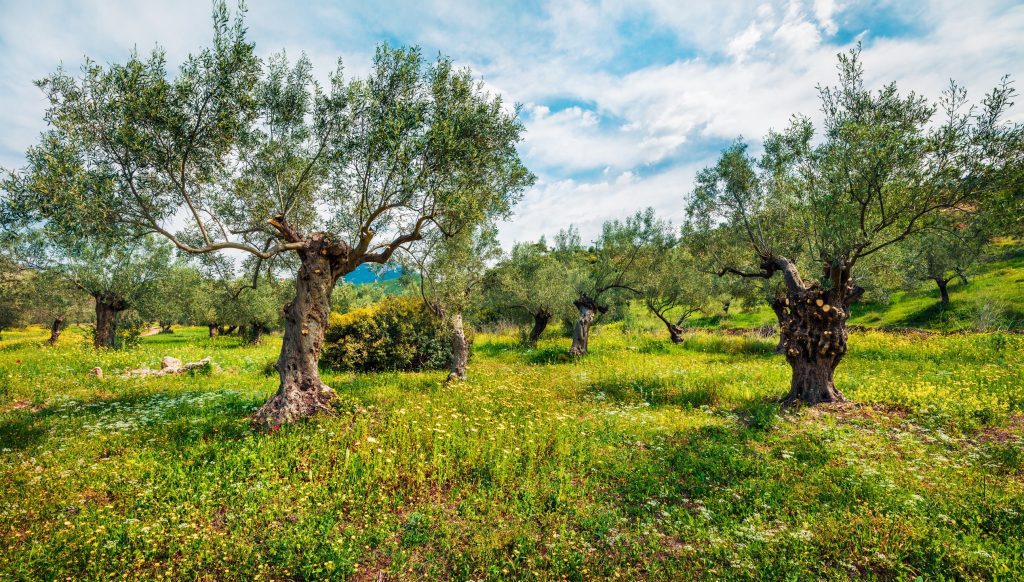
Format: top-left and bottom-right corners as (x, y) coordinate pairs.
(321, 297), (470, 372)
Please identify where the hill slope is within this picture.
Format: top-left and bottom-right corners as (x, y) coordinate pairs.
(688, 242), (1024, 332)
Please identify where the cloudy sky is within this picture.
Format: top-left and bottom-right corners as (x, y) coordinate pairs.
(1, 0), (1022, 247)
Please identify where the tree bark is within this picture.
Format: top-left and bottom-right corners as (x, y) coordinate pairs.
(48, 315), (65, 345)
(935, 277), (951, 306)
(447, 312), (468, 382)
(650, 307), (685, 343)
(775, 287), (848, 406)
(93, 293), (128, 349)
(568, 296), (606, 356)
(251, 237), (344, 428)
(722, 300), (731, 314)
(208, 324), (219, 338)
(159, 322), (174, 334)
(527, 310), (551, 347)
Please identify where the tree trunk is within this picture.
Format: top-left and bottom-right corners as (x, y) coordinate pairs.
(770, 301), (786, 354)
(242, 323), (265, 345)
(775, 289), (848, 406)
(650, 307), (684, 343)
(668, 324), (684, 343)
(527, 310), (551, 347)
(569, 296), (605, 356)
(251, 239), (342, 428)
(48, 315), (65, 345)
(935, 278), (950, 306)
(208, 324), (219, 338)
(722, 300), (731, 314)
(159, 321), (174, 334)
(447, 312), (468, 382)
(93, 293), (128, 349)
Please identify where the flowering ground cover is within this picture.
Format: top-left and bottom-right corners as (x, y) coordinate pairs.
(1, 324), (1022, 579)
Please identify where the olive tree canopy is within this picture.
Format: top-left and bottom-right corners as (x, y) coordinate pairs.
(687, 47), (1021, 405)
(5, 2), (534, 425)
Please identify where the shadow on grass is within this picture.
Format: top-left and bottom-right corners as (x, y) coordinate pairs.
(525, 346), (571, 365)
(0, 410), (48, 451)
(471, 339), (527, 359)
(587, 373), (724, 409)
(678, 334), (778, 357)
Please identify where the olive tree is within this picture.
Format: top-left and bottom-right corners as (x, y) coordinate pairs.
(560, 208), (675, 356)
(408, 225), (500, 381)
(688, 48), (1021, 405)
(485, 240), (578, 347)
(641, 244), (713, 343)
(5, 3), (532, 425)
(904, 213), (990, 306)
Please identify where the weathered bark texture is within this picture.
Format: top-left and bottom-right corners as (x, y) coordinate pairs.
(772, 258), (856, 406)
(207, 324), (219, 338)
(527, 310), (551, 347)
(447, 312), (468, 382)
(251, 235), (347, 428)
(722, 300), (731, 314)
(935, 277), (951, 306)
(93, 293), (128, 349)
(568, 296), (607, 356)
(48, 315), (65, 345)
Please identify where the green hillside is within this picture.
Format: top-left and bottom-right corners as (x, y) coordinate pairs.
(687, 242), (1024, 333)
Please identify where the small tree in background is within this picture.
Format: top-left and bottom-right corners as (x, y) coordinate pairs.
(143, 264), (208, 333)
(4, 2), (533, 425)
(641, 244), (713, 343)
(2, 231), (171, 349)
(25, 269), (90, 344)
(559, 208), (675, 356)
(484, 239), (578, 347)
(905, 213), (991, 306)
(408, 225), (500, 382)
(688, 48), (1020, 405)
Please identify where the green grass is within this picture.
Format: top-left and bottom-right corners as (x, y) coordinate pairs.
(1, 324), (1023, 580)
(687, 242), (1024, 332)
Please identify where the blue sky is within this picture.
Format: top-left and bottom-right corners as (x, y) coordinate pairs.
(1, 0), (1022, 247)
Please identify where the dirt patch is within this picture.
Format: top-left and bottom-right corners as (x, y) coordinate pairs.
(975, 414), (1024, 444)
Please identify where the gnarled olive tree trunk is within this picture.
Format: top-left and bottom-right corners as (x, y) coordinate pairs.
(527, 309), (551, 347)
(251, 236), (346, 428)
(568, 296), (606, 356)
(93, 293), (128, 349)
(771, 258), (862, 406)
(207, 324), (219, 338)
(935, 277), (951, 306)
(48, 315), (65, 345)
(649, 308), (685, 343)
(447, 312), (468, 382)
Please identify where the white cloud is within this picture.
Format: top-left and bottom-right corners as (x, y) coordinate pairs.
(1, 0), (1021, 251)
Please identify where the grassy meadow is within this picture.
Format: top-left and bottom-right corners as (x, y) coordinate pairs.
(1, 320), (1023, 580)
(690, 242), (1024, 333)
